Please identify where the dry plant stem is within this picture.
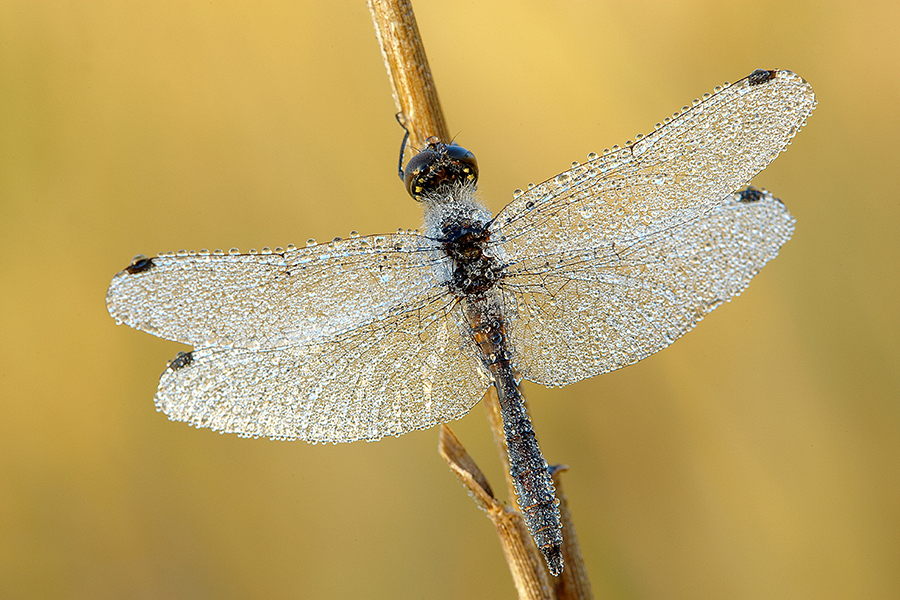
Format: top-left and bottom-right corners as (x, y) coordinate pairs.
(369, 1), (592, 596)
(551, 467), (594, 600)
(367, 0), (450, 150)
(439, 425), (555, 600)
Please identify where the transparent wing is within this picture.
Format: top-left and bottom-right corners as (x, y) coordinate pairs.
(501, 189), (795, 386)
(491, 70), (815, 262)
(107, 233), (444, 349)
(154, 294), (490, 442)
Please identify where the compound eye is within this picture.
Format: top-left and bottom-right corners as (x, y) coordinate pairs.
(403, 147), (441, 199)
(403, 142), (479, 201)
(445, 144), (479, 179)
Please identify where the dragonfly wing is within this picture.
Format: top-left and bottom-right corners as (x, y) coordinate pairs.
(107, 233), (443, 349)
(500, 189), (795, 386)
(154, 293), (488, 442)
(492, 70), (814, 261)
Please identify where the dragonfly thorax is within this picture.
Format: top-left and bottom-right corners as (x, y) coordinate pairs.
(440, 216), (505, 298)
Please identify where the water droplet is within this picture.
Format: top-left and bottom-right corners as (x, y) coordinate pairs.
(306, 239), (317, 247)
(228, 247), (240, 255)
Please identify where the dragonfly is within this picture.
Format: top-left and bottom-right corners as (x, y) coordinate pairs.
(107, 69), (815, 576)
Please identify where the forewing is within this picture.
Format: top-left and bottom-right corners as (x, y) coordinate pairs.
(107, 233), (442, 349)
(502, 189), (795, 386)
(491, 70), (814, 260)
(154, 293), (489, 442)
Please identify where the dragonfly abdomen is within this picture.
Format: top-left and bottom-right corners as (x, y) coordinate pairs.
(464, 294), (564, 576)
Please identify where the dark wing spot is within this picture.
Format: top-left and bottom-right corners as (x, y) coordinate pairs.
(125, 255), (154, 274)
(167, 351), (193, 371)
(737, 187), (765, 203)
(748, 69), (777, 86)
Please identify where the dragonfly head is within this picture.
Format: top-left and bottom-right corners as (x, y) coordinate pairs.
(403, 140), (478, 202)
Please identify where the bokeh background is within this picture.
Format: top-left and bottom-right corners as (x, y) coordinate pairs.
(2, 1), (898, 598)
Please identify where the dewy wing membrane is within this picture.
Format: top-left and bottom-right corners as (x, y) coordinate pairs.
(493, 70), (814, 254)
(107, 233), (448, 350)
(502, 188), (796, 386)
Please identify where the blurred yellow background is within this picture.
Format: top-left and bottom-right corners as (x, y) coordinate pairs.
(2, 1), (898, 598)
